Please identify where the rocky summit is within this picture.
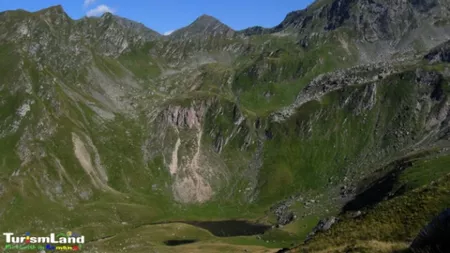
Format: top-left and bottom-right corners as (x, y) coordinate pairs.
(1, 0), (450, 252)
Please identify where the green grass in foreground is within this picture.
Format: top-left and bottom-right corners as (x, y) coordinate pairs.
(298, 156), (450, 252)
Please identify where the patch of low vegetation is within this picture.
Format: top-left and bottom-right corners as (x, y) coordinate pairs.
(295, 157), (450, 252)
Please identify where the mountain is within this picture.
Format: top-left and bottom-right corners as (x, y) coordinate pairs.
(1, 1), (450, 252)
(170, 14), (235, 39)
(241, 0), (450, 62)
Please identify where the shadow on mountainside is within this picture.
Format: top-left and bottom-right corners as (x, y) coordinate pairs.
(342, 160), (413, 212)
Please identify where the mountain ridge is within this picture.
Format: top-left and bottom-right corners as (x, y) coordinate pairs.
(4, 0), (450, 49)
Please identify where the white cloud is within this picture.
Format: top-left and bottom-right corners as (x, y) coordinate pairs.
(83, 0), (96, 7)
(164, 30), (175, 36)
(86, 5), (116, 17)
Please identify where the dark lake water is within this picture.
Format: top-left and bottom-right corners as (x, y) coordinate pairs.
(184, 220), (272, 237)
(160, 220), (271, 247)
(164, 239), (197, 246)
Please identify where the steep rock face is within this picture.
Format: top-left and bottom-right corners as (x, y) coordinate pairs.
(272, 10), (311, 32)
(146, 101), (217, 203)
(77, 13), (161, 56)
(270, 62), (402, 122)
(141, 98), (261, 204)
(425, 40), (450, 63)
(273, 64), (448, 138)
(0, 6), (160, 59)
(320, 0), (450, 61)
(325, 0), (355, 31)
(163, 104), (206, 129)
(241, 0), (450, 62)
(410, 0), (439, 13)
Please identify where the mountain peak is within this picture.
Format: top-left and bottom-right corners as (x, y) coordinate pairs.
(33, 4), (71, 24)
(195, 14), (219, 23)
(36, 5), (66, 16)
(100, 12), (114, 19)
(43, 4), (64, 11)
(170, 13), (234, 38)
(88, 12), (161, 42)
(189, 14), (227, 29)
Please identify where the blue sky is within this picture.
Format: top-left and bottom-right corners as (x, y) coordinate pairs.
(0, 0), (314, 35)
